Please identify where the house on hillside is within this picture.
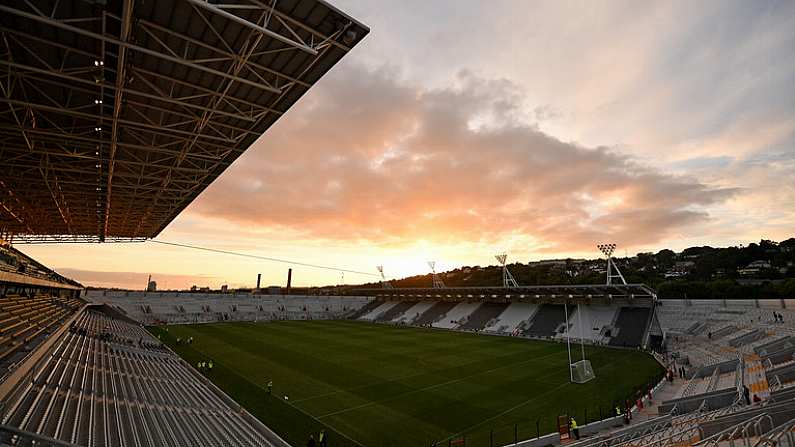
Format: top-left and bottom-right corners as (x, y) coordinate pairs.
(739, 260), (771, 276)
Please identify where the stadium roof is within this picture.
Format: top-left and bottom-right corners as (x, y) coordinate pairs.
(0, 0), (368, 242)
(357, 284), (658, 300)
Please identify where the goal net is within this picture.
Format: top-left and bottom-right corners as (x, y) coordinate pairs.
(570, 359), (596, 383)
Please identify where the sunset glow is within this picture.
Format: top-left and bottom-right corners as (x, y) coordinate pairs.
(20, 0), (795, 289)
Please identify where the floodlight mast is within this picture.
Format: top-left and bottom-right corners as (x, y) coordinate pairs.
(428, 261), (445, 288)
(495, 253), (519, 288)
(597, 243), (627, 285)
(376, 265), (393, 289)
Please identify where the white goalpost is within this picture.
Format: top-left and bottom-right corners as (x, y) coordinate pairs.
(565, 300), (596, 384)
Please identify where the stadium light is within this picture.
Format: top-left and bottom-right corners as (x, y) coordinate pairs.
(428, 261), (445, 288)
(494, 253), (519, 288)
(376, 265), (393, 289)
(596, 243), (626, 286)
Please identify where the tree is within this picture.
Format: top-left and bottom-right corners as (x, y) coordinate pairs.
(655, 249), (676, 269)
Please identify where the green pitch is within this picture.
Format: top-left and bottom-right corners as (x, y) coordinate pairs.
(150, 320), (663, 447)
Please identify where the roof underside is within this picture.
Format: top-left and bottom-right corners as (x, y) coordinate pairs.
(0, 0), (368, 242)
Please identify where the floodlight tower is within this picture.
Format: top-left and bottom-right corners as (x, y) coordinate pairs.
(376, 265), (393, 289)
(428, 261), (445, 288)
(495, 253), (519, 288)
(597, 243), (627, 285)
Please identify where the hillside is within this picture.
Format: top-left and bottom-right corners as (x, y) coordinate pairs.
(349, 238), (795, 299)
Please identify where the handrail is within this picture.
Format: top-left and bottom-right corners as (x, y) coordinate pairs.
(695, 412), (771, 447)
(753, 415), (795, 446)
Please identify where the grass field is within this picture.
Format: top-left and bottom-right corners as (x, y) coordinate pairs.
(150, 320), (663, 447)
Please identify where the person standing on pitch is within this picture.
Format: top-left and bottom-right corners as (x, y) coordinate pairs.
(306, 435), (316, 447)
(267, 380), (273, 395)
(319, 429), (327, 447)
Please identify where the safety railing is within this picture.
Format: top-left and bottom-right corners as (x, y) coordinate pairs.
(695, 412), (774, 447)
(753, 416), (795, 446)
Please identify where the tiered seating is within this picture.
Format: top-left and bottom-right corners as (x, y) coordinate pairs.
(432, 303), (480, 329)
(393, 301), (436, 324)
(1, 294), (76, 365)
(89, 291), (371, 325)
(348, 300), (382, 319)
(523, 304), (566, 337)
(413, 301), (457, 326)
(431, 302), (480, 329)
(483, 302), (538, 333)
(458, 302), (508, 331)
(729, 328), (768, 347)
(0, 310), (280, 446)
(608, 307), (651, 348)
(557, 304), (617, 343)
(374, 300), (418, 322)
(360, 301), (398, 321)
(711, 324), (739, 339)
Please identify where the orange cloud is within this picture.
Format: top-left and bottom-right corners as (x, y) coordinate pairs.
(189, 66), (735, 253)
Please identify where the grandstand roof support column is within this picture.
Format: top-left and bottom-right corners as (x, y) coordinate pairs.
(104, 0), (134, 241)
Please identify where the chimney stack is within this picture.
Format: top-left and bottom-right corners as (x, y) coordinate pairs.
(256, 273), (261, 290)
(286, 268), (292, 295)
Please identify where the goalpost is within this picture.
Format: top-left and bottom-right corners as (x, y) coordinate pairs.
(565, 301), (596, 384)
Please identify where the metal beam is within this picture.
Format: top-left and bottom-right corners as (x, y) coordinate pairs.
(0, 99), (239, 144)
(0, 5), (284, 95)
(186, 0), (318, 56)
(104, 0), (134, 239)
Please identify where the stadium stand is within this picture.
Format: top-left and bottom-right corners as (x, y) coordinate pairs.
(360, 301), (399, 321)
(483, 302), (539, 334)
(87, 291), (370, 325)
(1, 294), (83, 368)
(608, 307), (652, 348)
(347, 300), (382, 319)
(0, 245), (82, 291)
(10, 285), (795, 447)
(0, 308), (286, 446)
(393, 300), (436, 324)
(413, 301), (458, 326)
(458, 302), (509, 331)
(558, 304), (618, 344)
(523, 304), (567, 337)
(432, 302), (481, 329)
(375, 300), (418, 322)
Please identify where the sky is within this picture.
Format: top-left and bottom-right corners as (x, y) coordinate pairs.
(22, 0), (795, 290)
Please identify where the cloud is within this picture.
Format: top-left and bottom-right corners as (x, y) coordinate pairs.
(189, 65), (734, 253)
